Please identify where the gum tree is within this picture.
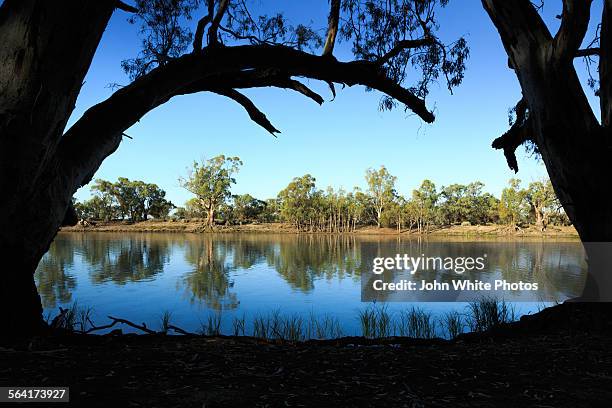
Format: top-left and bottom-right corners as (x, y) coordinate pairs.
(525, 179), (558, 231)
(180, 155), (242, 227)
(365, 166), (398, 228)
(0, 0), (467, 333)
(483, 0), (612, 299)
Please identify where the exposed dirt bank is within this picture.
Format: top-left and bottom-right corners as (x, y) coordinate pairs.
(1, 303), (610, 407)
(61, 220), (579, 238)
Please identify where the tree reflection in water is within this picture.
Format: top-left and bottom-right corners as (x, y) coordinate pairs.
(36, 233), (586, 315)
(76, 233), (172, 284)
(182, 235), (239, 310)
(35, 235), (76, 308)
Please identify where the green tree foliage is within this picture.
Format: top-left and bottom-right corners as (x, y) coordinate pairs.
(525, 179), (560, 231)
(76, 178), (173, 221)
(438, 182), (499, 226)
(179, 155), (243, 227)
(365, 166), (397, 228)
(277, 175), (318, 231)
(258, 198), (281, 223)
(232, 194), (267, 225)
(78, 164), (568, 233)
(74, 195), (116, 222)
(411, 179), (439, 232)
(498, 178), (528, 227)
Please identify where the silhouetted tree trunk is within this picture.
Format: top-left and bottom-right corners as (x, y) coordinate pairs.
(0, 0), (116, 333)
(484, 0), (612, 300)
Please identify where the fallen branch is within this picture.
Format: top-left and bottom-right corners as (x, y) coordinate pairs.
(167, 325), (197, 336)
(107, 316), (157, 334)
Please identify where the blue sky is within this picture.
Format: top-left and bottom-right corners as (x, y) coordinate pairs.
(70, 1), (602, 206)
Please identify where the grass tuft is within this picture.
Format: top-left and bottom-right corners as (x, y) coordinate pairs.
(199, 311), (223, 336)
(232, 314), (246, 337)
(159, 310), (172, 334)
(358, 304), (392, 338)
(466, 297), (516, 332)
(396, 307), (437, 339)
(439, 310), (464, 339)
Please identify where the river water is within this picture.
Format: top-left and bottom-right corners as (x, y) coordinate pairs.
(35, 232), (586, 336)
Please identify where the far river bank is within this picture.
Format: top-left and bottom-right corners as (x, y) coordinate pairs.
(61, 220), (579, 238)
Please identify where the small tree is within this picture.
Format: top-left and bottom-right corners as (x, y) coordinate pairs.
(525, 179), (558, 231)
(412, 179), (439, 233)
(179, 155), (242, 227)
(498, 178), (527, 227)
(278, 175), (318, 231)
(365, 166), (397, 228)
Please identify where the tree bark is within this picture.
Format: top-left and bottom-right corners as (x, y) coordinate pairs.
(207, 206), (215, 228)
(483, 0), (612, 300)
(0, 0), (116, 334)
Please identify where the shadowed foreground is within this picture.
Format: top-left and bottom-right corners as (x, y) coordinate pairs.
(1, 304), (611, 408)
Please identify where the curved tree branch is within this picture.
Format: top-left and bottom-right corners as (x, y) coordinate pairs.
(211, 88), (280, 136)
(376, 37), (435, 66)
(281, 79), (324, 105)
(58, 44), (435, 195)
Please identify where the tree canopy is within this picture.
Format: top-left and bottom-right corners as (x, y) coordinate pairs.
(76, 177), (174, 221)
(179, 155), (243, 226)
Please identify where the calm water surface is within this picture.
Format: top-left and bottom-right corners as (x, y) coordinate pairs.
(36, 232), (587, 335)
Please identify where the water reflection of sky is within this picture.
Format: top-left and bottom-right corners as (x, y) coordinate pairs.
(35, 232), (586, 335)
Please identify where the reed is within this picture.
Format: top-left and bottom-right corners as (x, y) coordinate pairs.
(466, 297), (516, 332)
(232, 314), (246, 337)
(358, 304), (391, 338)
(396, 307), (437, 339)
(199, 311), (223, 336)
(159, 310), (172, 334)
(439, 310), (464, 339)
(307, 312), (343, 339)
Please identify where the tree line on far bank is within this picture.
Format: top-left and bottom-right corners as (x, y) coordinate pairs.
(74, 177), (174, 222)
(74, 155), (570, 232)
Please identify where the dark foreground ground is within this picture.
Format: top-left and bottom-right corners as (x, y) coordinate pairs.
(1, 304), (611, 408)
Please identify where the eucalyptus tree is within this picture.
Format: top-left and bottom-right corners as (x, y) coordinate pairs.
(525, 179), (558, 231)
(232, 194), (266, 225)
(80, 178), (174, 221)
(483, 0), (612, 299)
(180, 155), (243, 227)
(411, 179), (438, 232)
(278, 174), (318, 231)
(365, 166), (398, 228)
(0, 0), (467, 331)
(498, 178), (527, 227)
